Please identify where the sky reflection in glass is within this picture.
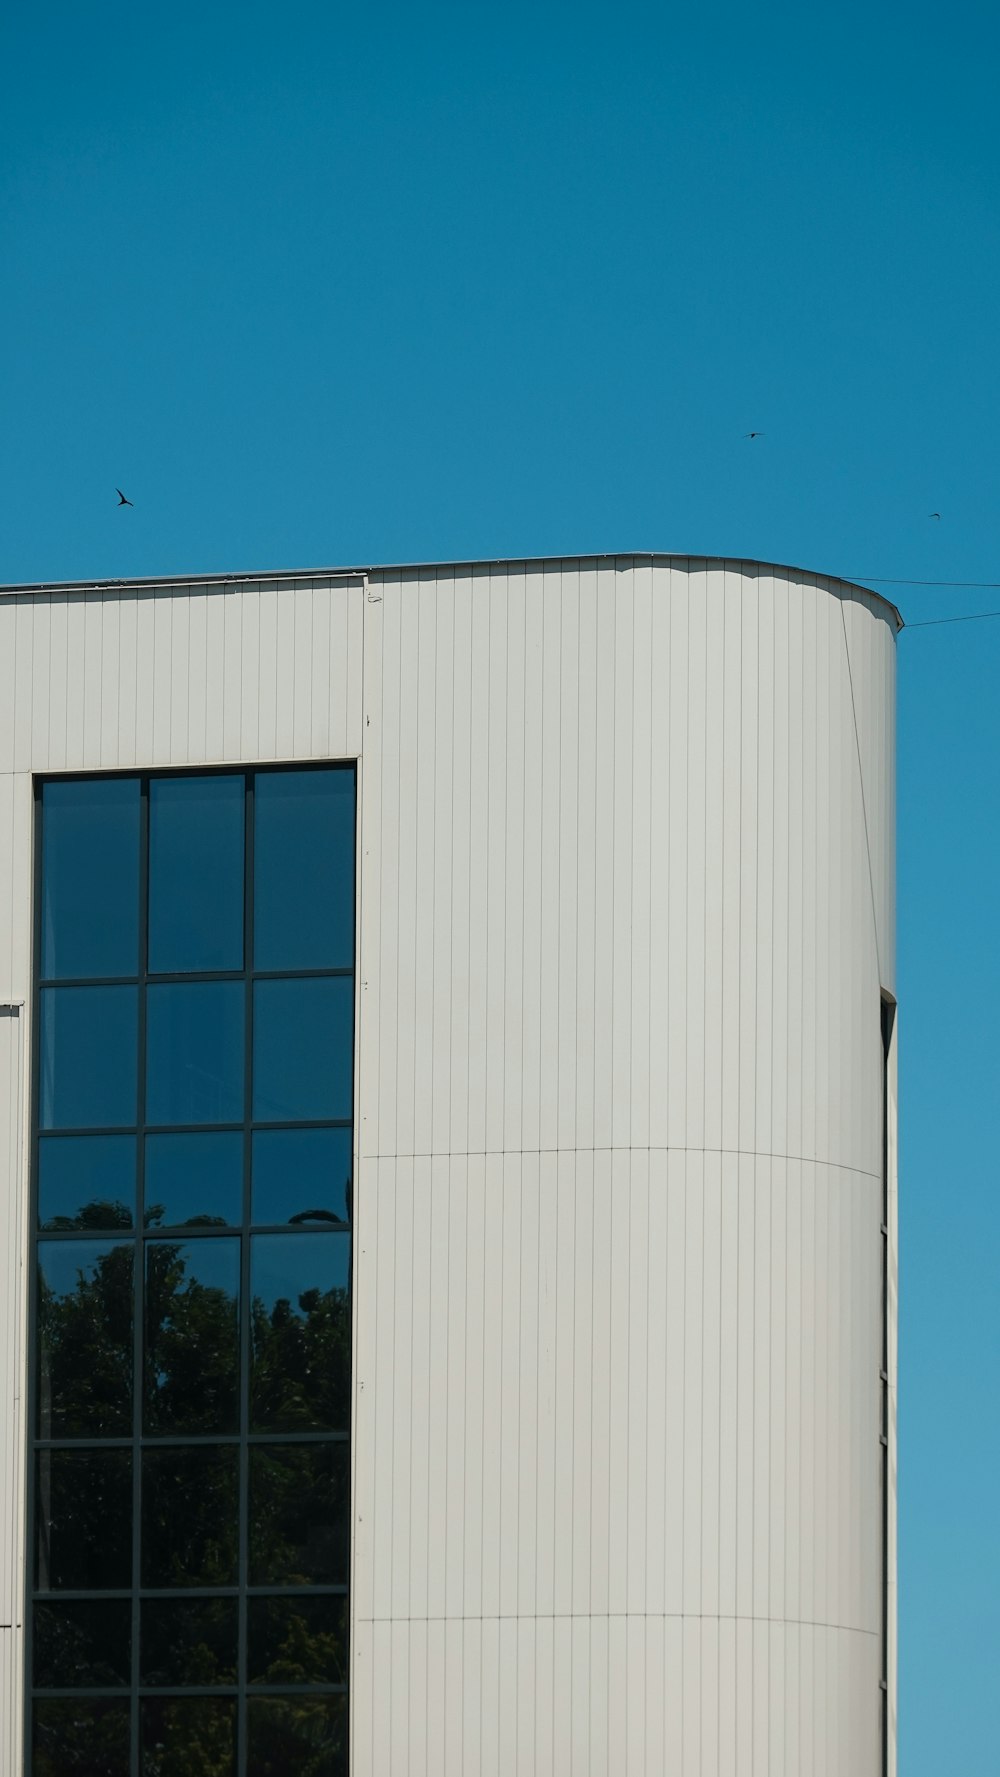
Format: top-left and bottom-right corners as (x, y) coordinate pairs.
(41, 778), (139, 981)
(144, 1131), (242, 1228)
(145, 982), (244, 1125)
(148, 775), (244, 974)
(252, 977), (352, 1122)
(38, 1134), (135, 1231)
(251, 1127), (351, 1226)
(39, 987), (137, 1130)
(254, 768), (354, 971)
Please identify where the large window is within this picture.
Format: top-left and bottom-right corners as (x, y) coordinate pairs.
(29, 767), (355, 1777)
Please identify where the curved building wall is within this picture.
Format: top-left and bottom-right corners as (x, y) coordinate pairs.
(352, 557), (897, 1776)
(0, 556), (897, 1775)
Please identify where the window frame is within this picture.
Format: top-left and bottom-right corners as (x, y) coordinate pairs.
(26, 762), (357, 1776)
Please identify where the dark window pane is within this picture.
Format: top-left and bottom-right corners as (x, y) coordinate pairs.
(145, 1239), (240, 1434)
(251, 1234), (350, 1433)
(37, 1240), (133, 1437)
(141, 1446), (239, 1587)
(140, 1598), (238, 1686)
(38, 1135), (135, 1232)
(41, 777), (140, 981)
(35, 1449), (131, 1590)
(249, 1444), (349, 1586)
(254, 768), (354, 971)
(247, 1694), (347, 1777)
(39, 987), (137, 1130)
(144, 1132), (242, 1229)
(141, 1699), (236, 1777)
(148, 775), (244, 973)
(252, 1128), (351, 1227)
(33, 1600), (131, 1689)
(248, 1595), (349, 1687)
(33, 1697), (130, 1777)
(146, 982), (244, 1125)
(252, 978), (353, 1122)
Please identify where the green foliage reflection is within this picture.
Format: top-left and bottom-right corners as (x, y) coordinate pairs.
(35, 1211), (351, 1760)
(247, 1694), (347, 1777)
(37, 1242), (133, 1437)
(251, 1282), (350, 1431)
(33, 1697), (130, 1776)
(248, 1596), (348, 1686)
(141, 1698), (235, 1777)
(144, 1240), (239, 1433)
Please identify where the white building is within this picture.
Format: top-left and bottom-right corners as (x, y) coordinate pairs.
(0, 554), (898, 1776)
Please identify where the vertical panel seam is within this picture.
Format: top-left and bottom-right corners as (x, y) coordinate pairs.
(838, 603), (882, 988)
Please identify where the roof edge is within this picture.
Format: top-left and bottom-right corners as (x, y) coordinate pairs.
(0, 552), (903, 630)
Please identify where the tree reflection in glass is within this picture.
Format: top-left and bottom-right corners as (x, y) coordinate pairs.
(141, 1599), (238, 1687)
(33, 1697), (130, 1777)
(250, 1234), (350, 1433)
(248, 1444), (349, 1587)
(144, 1240), (240, 1434)
(37, 1240), (133, 1438)
(35, 1449), (132, 1592)
(246, 1695), (347, 1777)
(140, 1698), (236, 1777)
(247, 1595), (348, 1687)
(33, 1599), (131, 1689)
(141, 1448), (239, 1589)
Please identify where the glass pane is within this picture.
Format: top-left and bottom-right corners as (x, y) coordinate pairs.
(35, 1449), (131, 1590)
(140, 1699), (235, 1777)
(33, 1697), (130, 1776)
(37, 1239), (133, 1437)
(247, 1594), (349, 1687)
(148, 775), (244, 973)
(254, 767), (354, 971)
(145, 1239), (240, 1434)
(141, 1446), (239, 1587)
(247, 1695), (347, 1777)
(252, 978), (353, 1122)
(145, 981), (244, 1125)
(41, 777), (140, 981)
(33, 1600), (131, 1689)
(38, 1135), (135, 1231)
(39, 987), (138, 1129)
(252, 1128), (351, 1227)
(251, 1234), (350, 1432)
(249, 1443), (350, 1585)
(144, 1132), (242, 1229)
(140, 1598), (238, 1686)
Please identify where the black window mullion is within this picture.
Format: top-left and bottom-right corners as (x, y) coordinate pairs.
(25, 785), (43, 1754)
(37, 973), (142, 990)
(237, 773), (255, 1777)
(130, 777), (149, 1777)
(34, 1428), (348, 1450)
(34, 1115), (351, 1140)
(38, 1222), (349, 1242)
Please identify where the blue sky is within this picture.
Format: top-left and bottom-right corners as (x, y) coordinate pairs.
(3, 1), (998, 1764)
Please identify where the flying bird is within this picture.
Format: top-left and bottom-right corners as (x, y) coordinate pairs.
(115, 488), (133, 507)
(743, 431), (765, 440)
(928, 511), (941, 520)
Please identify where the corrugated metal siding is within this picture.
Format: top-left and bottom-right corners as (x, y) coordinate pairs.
(0, 575), (365, 1773)
(353, 558), (894, 1775)
(0, 1003), (25, 1777)
(0, 577), (364, 775)
(0, 558), (895, 1775)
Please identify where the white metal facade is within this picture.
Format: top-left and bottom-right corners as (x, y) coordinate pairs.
(0, 555), (898, 1775)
